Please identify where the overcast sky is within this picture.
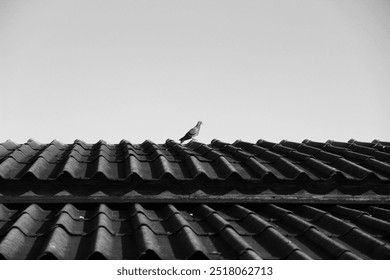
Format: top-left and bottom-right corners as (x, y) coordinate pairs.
(1, 0), (390, 144)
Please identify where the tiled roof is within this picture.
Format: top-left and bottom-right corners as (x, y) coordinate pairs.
(0, 139), (390, 203)
(1, 139), (390, 260)
(1, 203), (390, 260)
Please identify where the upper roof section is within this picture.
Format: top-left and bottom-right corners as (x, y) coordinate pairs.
(1, 138), (390, 182)
(0, 139), (390, 203)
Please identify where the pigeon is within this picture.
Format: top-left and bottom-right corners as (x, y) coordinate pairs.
(179, 121), (203, 143)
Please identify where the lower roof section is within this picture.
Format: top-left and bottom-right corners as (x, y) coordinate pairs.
(1, 203), (390, 260)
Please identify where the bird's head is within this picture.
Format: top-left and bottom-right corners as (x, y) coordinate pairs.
(197, 121), (203, 126)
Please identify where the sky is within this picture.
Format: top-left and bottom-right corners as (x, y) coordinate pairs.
(1, 0), (390, 144)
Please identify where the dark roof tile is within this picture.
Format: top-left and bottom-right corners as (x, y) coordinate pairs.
(256, 139), (277, 149)
(40, 227), (82, 259)
(0, 228), (40, 259)
(341, 229), (390, 259)
(366, 206), (390, 221)
(169, 227), (209, 259)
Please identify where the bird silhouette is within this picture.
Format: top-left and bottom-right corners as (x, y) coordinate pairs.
(179, 121), (203, 143)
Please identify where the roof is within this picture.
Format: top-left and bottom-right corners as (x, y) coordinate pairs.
(1, 202), (390, 260)
(0, 139), (390, 203)
(1, 138), (390, 259)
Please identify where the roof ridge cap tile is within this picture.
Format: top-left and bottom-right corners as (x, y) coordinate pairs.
(73, 139), (91, 149)
(27, 138), (40, 143)
(210, 139), (226, 148)
(119, 139), (130, 145)
(256, 139), (277, 148)
(186, 141), (207, 150)
(141, 139), (152, 145)
(49, 139), (68, 150)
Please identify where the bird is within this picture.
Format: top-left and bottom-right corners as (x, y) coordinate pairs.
(179, 121), (203, 143)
